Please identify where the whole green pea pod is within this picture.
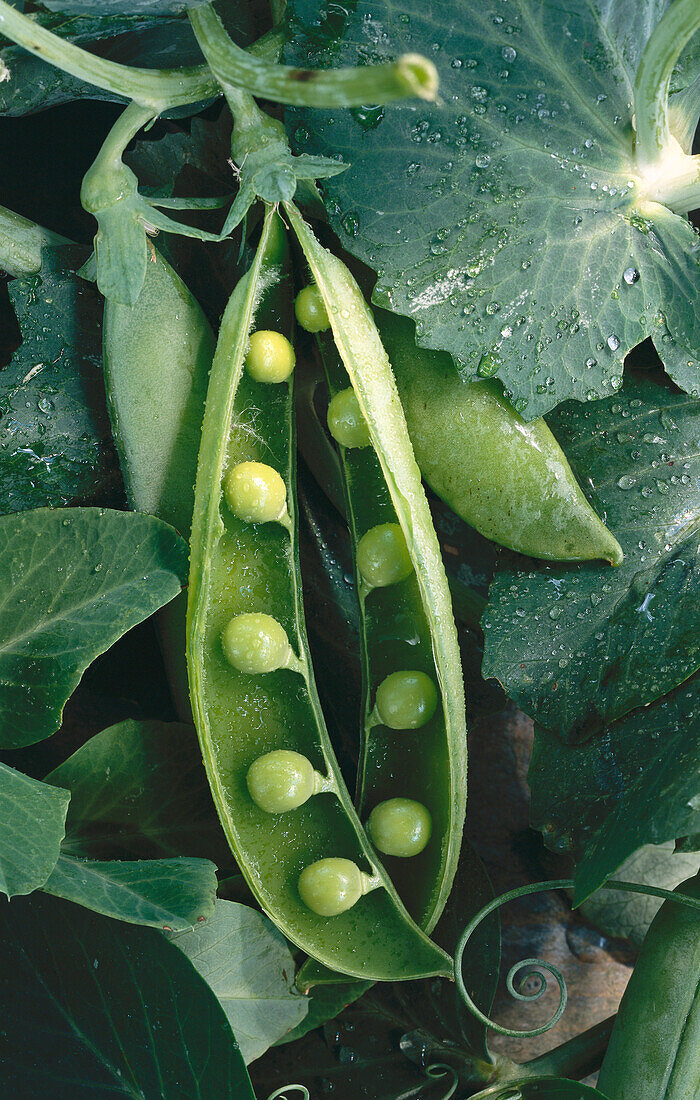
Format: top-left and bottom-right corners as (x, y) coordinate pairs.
(597, 872), (700, 1098)
(103, 248), (215, 716)
(379, 310), (623, 565)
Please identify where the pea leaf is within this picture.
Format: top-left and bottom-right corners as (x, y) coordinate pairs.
(0, 762), (69, 896)
(0, 892), (254, 1097)
(482, 374), (700, 742)
(45, 719), (231, 864)
(168, 899), (308, 1063)
(577, 841), (700, 949)
(529, 669), (700, 902)
(285, 0), (700, 417)
(42, 1), (208, 14)
(0, 246), (122, 514)
(43, 853), (217, 930)
(0, 507), (188, 749)
(473, 1081), (610, 1099)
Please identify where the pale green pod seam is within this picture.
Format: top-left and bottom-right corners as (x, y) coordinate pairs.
(378, 309), (623, 565)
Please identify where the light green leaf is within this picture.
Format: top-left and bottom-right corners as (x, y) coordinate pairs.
(43, 853), (217, 930)
(0, 508), (188, 749)
(286, 0), (700, 416)
(483, 374), (700, 741)
(45, 719), (230, 863)
(577, 841), (700, 948)
(0, 762), (69, 897)
(0, 892), (254, 1096)
(169, 899), (308, 1063)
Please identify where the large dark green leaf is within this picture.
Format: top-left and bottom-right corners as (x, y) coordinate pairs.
(285, 0), (700, 417)
(0, 508), (188, 749)
(43, 1), (208, 13)
(45, 719), (231, 864)
(0, 761), (69, 896)
(43, 852), (217, 929)
(530, 670), (700, 902)
(482, 374), (700, 741)
(473, 1081), (610, 1099)
(0, 892), (254, 1097)
(169, 899), (308, 1063)
(0, 246), (122, 513)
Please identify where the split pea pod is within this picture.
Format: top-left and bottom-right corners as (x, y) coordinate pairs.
(186, 207), (452, 981)
(288, 205), (468, 933)
(103, 247), (214, 717)
(378, 309), (623, 565)
(597, 872), (700, 1098)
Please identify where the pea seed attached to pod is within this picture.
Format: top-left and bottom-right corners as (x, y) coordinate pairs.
(375, 670), (438, 730)
(247, 749), (319, 813)
(327, 386), (371, 448)
(221, 612), (292, 674)
(224, 461), (288, 525)
(295, 284), (330, 333)
(245, 330), (296, 383)
(368, 798), (432, 857)
(357, 522), (413, 588)
(298, 857), (365, 916)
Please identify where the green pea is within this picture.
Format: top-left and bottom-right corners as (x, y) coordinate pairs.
(245, 330), (296, 383)
(357, 523), (413, 588)
(367, 798), (432, 857)
(224, 461), (287, 525)
(295, 285), (330, 333)
(221, 612), (292, 674)
(298, 857), (363, 916)
(375, 671), (438, 730)
(246, 749), (317, 813)
(327, 387), (371, 448)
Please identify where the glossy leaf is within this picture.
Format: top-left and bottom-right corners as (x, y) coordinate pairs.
(483, 375), (700, 741)
(169, 899), (308, 1063)
(45, 719), (230, 863)
(0, 246), (121, 514)
(0, 762), (69, 897)
(43, 852), (217, 930)
(0, 507), (188, 749)
(473, 1080), (610, 1099)
(43, 1), (208, 13)
(530, 670), (700, 901)
(0, 892), (254, 1097)
(285, 0), (700, 416)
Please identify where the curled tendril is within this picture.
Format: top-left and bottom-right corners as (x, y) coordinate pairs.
(454, 877), (700, 1039)
(426, 1063), (459, 1100)
(265, 1087), (310, 1100)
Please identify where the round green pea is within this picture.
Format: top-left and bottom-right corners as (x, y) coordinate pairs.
(375, 670), (438, 730)
(247, 750), (316, 813)
(295, 285), (330, 333)
(221, 613), (291, 674)
(367, 798), (432, 857)
(245, 330), (295, 383)
(297, 857), (363, 916)
(224, 461), (287, 524)
(357, 523), (413, 588)
(327, 387), (371, 448)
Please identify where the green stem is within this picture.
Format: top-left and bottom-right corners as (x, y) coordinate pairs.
(520, 1015), (615, 1081)
(188, 4), (438, 107)
(81, 101), (154, 211)
(0, 0), (218, 112)
(634, 0), (700, 170)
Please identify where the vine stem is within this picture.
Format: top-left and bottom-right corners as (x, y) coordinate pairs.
(188, 4), (438, 108)
(0, 0), (218, 113)
(633, 0), (700, 212)
(454, 878), (700, 1039)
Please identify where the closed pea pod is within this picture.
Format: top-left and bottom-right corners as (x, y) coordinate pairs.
(379, 309), (623, 565)
(287, 207), (467, 935)
(186, 208), (452, 981)
(597, 872), (700, 1098)
(103, 246), (214, 718)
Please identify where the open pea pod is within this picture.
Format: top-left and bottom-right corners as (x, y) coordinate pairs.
(287, 203), (467, 933)
(187, 207), (452, 981)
